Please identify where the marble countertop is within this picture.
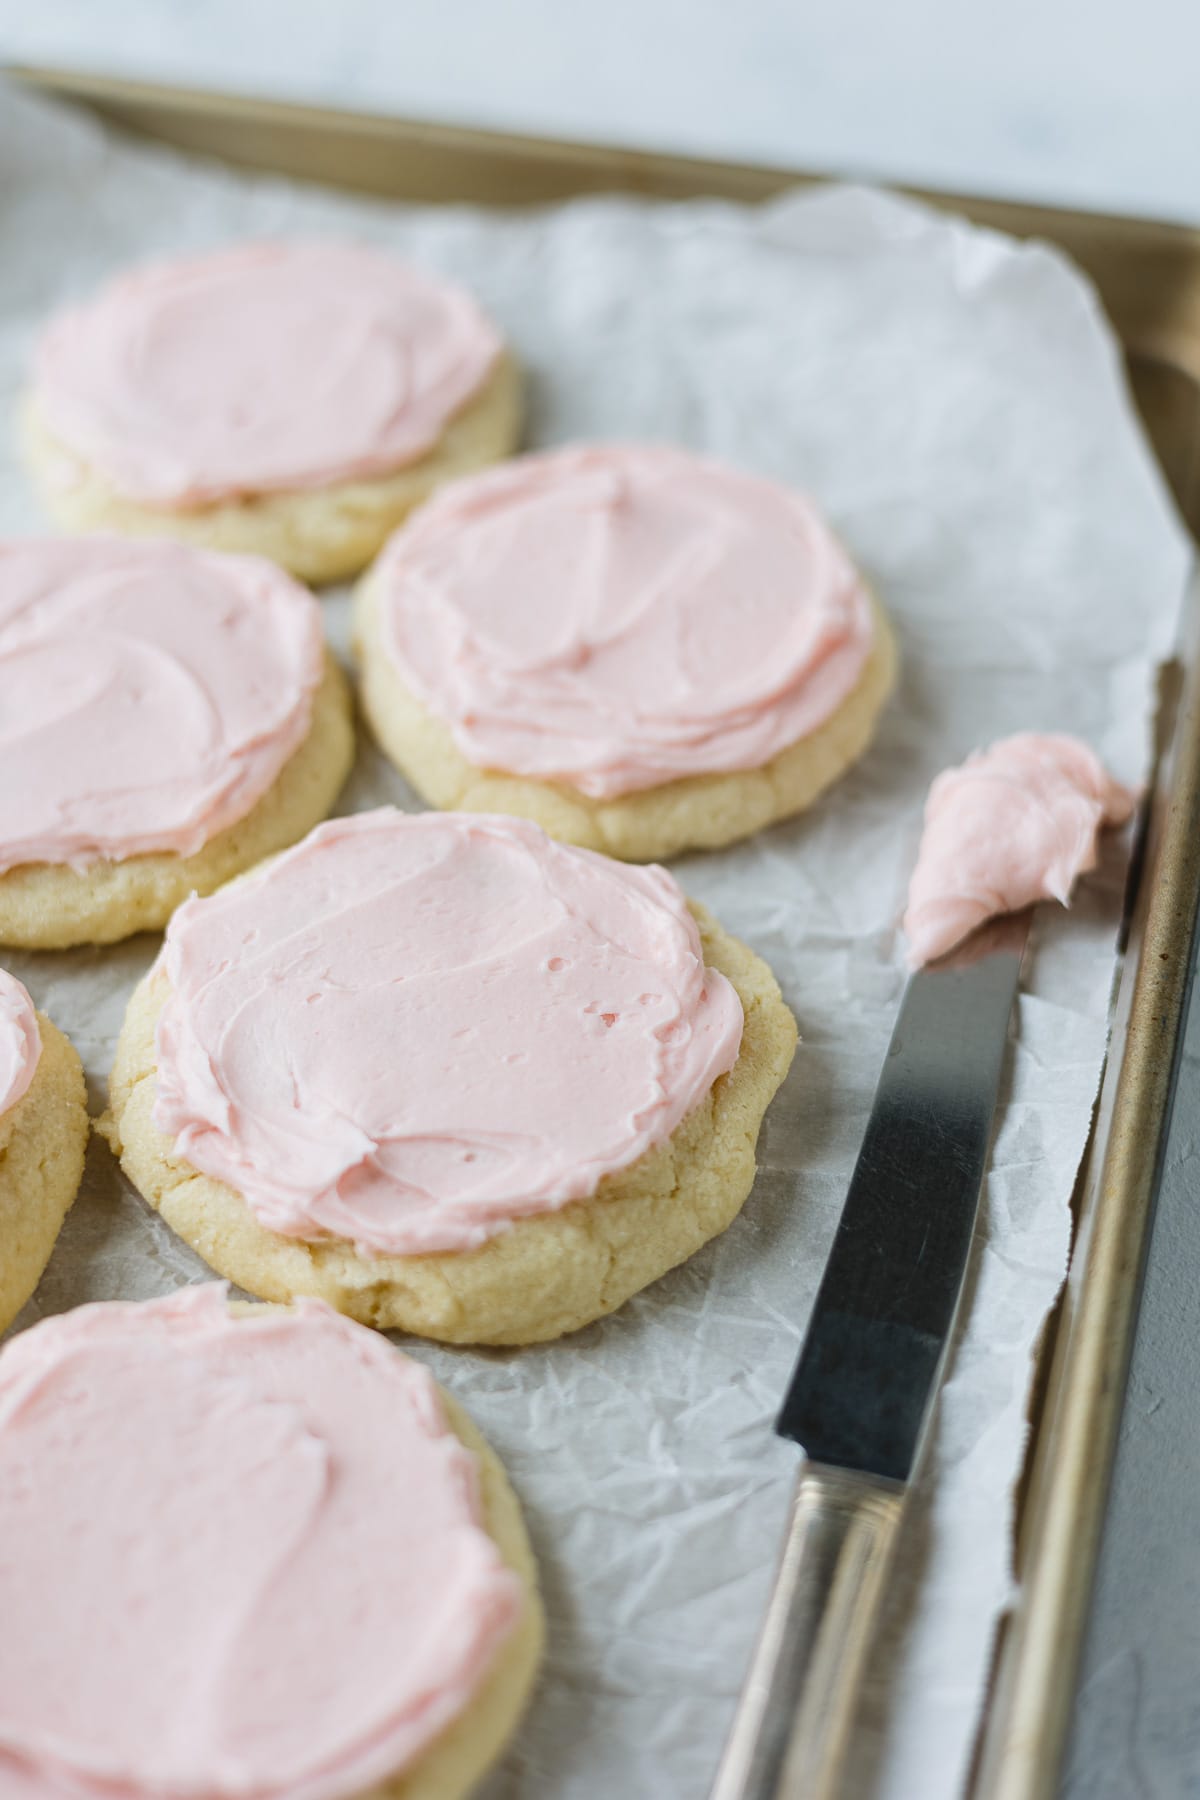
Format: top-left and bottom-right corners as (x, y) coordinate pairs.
(3, 0), (1200, 225)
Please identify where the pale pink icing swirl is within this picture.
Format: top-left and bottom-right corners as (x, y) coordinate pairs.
(0, 536), (324, 873)
(154, 809), (744, 1256)
(0, 971), (39, 1120)
(903, 733), (1135, 966)
(376, 443), (876, 798)
(33, 240), (503, 505)
(0, 1286), (521, 1800)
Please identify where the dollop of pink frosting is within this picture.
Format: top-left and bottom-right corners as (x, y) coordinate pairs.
(154, 809), (744, 1255)
(376, 443), (876, 798)
(903, 733), (1135, 966)
(0, 536), (324, 873)
(33, 240), (503, 505)
(0, 1286), (522, 1800)
(0, 971), (39, 1120)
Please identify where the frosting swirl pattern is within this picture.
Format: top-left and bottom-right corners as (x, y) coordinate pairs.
(154, 809), (744, 1255)
(33, 240), (503, 505)
(0, 971), (39, 1120)
(0, 1287), (521, 1800)
(0, 537), (324, 873)
(903, 732), (1135, 966)
(375, 443), (876, 798)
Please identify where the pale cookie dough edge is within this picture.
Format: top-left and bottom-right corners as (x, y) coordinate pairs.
(0, 1012), (89, 1335)
(365, 1383), (544, 1800)
(224, 1301), (545, 1800)
(0, 651), (355, 951)
(354, 572), (898, 862)
(22, 354), (522, 587)
(101, 904), (799, 1346)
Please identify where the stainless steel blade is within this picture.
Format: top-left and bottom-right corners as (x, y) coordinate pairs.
(712, 918), (1028, 1800)
(776, 917), (1027, 1484)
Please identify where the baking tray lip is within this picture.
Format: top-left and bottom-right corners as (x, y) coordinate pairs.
(15, 64), (1200, 411)
(8, 61), (1200, 1800)
(10, 62), (1200, 253)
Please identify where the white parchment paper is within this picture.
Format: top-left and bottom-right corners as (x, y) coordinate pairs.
(0, 81), (1192, 1800)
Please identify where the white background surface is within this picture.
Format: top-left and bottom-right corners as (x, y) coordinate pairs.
(2, 0), (1200, 226)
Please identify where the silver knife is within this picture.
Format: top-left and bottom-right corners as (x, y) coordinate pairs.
(712, 915), (1028, 1800)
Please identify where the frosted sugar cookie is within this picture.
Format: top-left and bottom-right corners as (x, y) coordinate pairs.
(25, 240), (521, 584)
(0, 536), (353, 949)
(104, 809), (797, 1344)
(0, 969), (88, 1333)
(903, 732), (1135, 965)
(0, 1286), (542, 1800)
(355, 443), (897, 861)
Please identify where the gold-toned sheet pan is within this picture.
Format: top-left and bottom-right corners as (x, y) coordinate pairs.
(12, 66), (1200, 1798)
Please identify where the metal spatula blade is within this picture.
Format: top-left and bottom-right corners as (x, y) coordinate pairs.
(713, 917), (1027, 1800)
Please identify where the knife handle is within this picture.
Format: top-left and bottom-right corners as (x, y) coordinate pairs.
(711, 1463), (905, 1800)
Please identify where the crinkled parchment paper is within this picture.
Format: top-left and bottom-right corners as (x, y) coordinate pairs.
(0, 80), (1192, 1800)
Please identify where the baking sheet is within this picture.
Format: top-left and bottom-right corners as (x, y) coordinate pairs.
(1, 80), (1192, 1800)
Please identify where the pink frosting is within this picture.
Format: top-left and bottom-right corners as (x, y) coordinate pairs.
(0, 971), (39, 1120)
(153, 809), (744, 1256)
(903, 733), (1135, 966)
(0, 536), (324, 873)
(0, 1286), (522, 1800)
(33, 240), (503, 505)
(376, 443), (876, 798)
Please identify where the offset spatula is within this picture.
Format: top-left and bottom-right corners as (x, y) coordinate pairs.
(712, 916), (1028, 1800)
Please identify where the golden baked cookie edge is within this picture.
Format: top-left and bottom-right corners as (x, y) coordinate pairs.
(23, 353), (523, 587)
(353, 572), (897, 861)
(0, 1011), (89, 1333)
(0, 651), (354, 951)
(101, 904), (798, 1345)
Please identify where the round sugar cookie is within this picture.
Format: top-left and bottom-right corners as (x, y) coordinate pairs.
(0, 536), (354, 949)
(0, 1287), (543, 1800)
(0, 970), (88, 1334)
(24, 240), (522, 585)
(355, 443), (897, 862)
(103, 809), (798, 1345)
